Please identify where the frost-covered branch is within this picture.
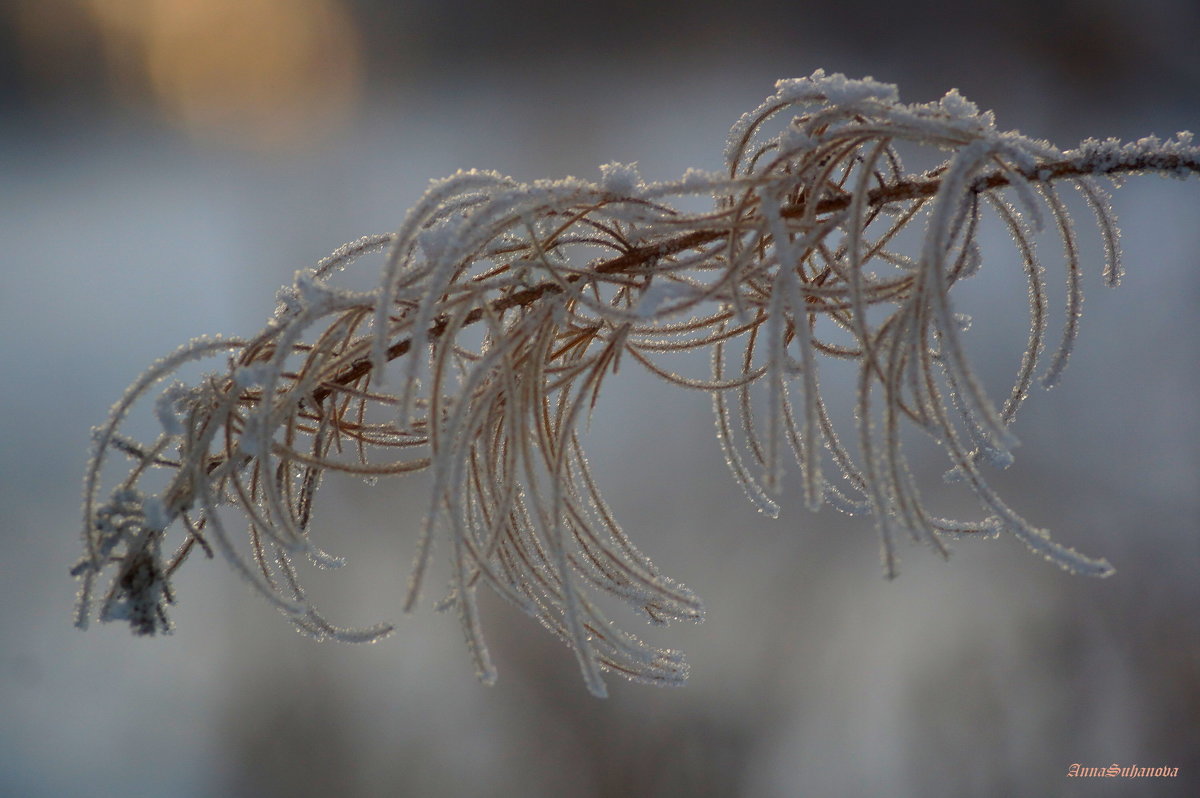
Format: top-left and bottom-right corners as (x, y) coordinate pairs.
(74, 70), (1199, 696)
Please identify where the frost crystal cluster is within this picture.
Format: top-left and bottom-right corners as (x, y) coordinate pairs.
(74, 71), (1199, 696)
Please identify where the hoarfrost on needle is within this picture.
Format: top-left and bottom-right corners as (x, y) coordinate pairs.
(72, 69), (1200, 695)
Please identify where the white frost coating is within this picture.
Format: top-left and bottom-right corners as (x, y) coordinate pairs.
(295, 268), (335, 309)
(938, 89), (979, 119)
(274, 285), (303, 320)
(774, 69), (899, 106)
(232, 362), (271, 389)
(1002, 163), (1047, 232)
(958, 240), (983, 278)
(976, 445), (1015, 470)
(238, 413), (268, 458)
(78, 70), (1200, 694)
(416, 213), (465, 262)
(778, 125), (815, 154)
(154, 382), (190, 436)
(679, 166), (717, 191)
(372, 169), (517, 383)
(599, 161), (642, 196)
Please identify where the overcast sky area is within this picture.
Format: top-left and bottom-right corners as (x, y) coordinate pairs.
(1, 1), (1198, 796)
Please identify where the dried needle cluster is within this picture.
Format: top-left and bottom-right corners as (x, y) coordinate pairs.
(74, 71), (1199, 695)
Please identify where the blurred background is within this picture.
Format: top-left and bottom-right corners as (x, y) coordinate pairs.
(1, 1), (1197, 795)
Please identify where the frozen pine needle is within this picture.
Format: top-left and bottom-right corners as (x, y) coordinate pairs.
(74, 71), (1200, 695)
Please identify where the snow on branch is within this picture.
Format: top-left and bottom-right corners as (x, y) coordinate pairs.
(74, 70), (1199, 696)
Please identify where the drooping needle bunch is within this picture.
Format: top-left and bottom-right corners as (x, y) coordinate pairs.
(74, 71), (1199, 695)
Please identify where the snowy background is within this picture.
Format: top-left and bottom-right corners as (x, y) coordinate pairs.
(1, 1), (1197, 795)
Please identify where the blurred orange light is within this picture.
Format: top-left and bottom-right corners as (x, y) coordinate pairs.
(84, 0), (365, 151)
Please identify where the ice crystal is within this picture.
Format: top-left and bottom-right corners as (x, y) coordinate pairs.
(74, 71), (1200, 695)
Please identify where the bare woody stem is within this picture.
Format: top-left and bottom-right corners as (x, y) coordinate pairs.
(310, 149), (1199, 404)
